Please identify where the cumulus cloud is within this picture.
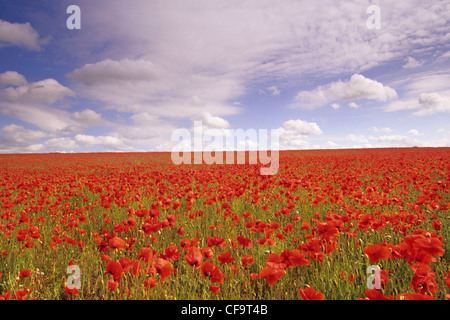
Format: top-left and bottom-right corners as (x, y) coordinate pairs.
(74, 134), (134, 151)
(68, 58), (243, 120)
(44, 138), (78, 151)
(0, 124), (47, 152)
(0, 73), (81, 133)
(0, 71), (27, 87)
(120, 113), (166, 141)
(291, 74), (397, 109)
(278, 119), (322, 149)
(413, 92), (450, 116)
(63, 0), (447, 139)
(383, 73), (450, 116)
(71, 109), (104, 125)
(0, 19), (48, 51)
(0, 78), (75, 105)
(197, 111), (230, 129)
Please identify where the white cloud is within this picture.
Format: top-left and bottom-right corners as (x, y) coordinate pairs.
(266, 86), (280, 96)
(346, 134), (368, 144)
(386, 91), (450, 116)
(64, 0), (447, 130)
(413, 92), (450, 116)
(331, 103), (340, 110)
(74, 0), (449, 84)
(71, 109), (104, 125)
(0, 19), (47, 51)
(68, 58), (243, 120)
(291, 74), (397, 109)
(383, 73), (450, 115)
(74, 134), (134, 151)
(0, 71), (27, 87)
(0, 74), (82, 133)
(403, 57), (423, 69)
(197, 111), (230, 129)
(0, 78), (75, 105)
(0, 124), (47, 152)
(67, 58), (159, 86)
(348, 102), (359, 109)
(369, 126), (393, 134)
(280, 119), (322, 136)
(44, 138), (78, 150)
(407, 129), (422, 136)
(323, 141), (340, 149)
(278, 119), (322, 149)
(372, 135), (418, 147)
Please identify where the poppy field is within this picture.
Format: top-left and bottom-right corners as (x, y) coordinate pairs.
(0, 147), (449, 300)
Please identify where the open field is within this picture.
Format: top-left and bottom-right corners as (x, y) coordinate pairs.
(0, 148), (449, 300)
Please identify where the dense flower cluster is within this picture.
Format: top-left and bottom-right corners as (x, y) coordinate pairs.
(0, 148), (449, 300)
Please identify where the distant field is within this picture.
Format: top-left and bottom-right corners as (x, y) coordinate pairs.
(0, 148), (449, 300)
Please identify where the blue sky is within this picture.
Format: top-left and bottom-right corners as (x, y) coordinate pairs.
(0, 0), (449, 153)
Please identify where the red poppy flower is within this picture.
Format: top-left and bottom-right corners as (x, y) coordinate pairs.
(348, 273), (356, 284)
(129, 260), (142, 277)
(154, 258), (174, 282)
(364, 289), (389, 300)
(241, 255), (255, 267)
(300, 221), (310, 231)
(218, 251), (235, 264)
(201, 262), (216, 279)
(250, 273), (259, 280)
(185, 247), (203, 268)
(410, 263), (438, 295)
(200, 262), (226, 284)
(107, 279), (119, 291)
(177, 225), (185, 236)
(281, 249), (310, 267)
(109, 236), (126, 250)
(283, 223), (294, 233)
(209, 285), (220, 295)
(207, 236), (226, 248)
(236, 235), (252, 248)
(137, 247), (154, 263)
(106, 260), (124, 281)
(143, 277), (158, 289)
(444, 272), (450, 287)
(0, 291), (11, 300)
(210, 267), (225, 284)
(397, 292), (436, 300)
(202, 247), (214, 260)
(363, 244), (392, 264)
(414, 237), (445, 258)
(266, 253), (287, 270)
(432, 219), (443, 231)
(163, 244), (180, 261)
(259, 266), (284, 285)
(13, 290), (28, 300)
(19, 269), (32, 279)
(298, 287), (324, 300)
(65, 286), (79, 296)
(101, 254), (110, 261)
